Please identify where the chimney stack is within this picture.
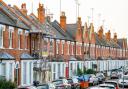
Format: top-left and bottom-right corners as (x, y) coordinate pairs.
(60, 12), (66, 31)
(77, 17), (82, 31)
(21, 3), (27, 15)
(113, 33), (117, 43)
(98, 26), (103, 39)
(106, 30), (111, 41)
(38, 3), (45, 24)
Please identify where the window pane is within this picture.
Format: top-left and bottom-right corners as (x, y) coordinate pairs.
(9, 63), (13, 81)
(1, 63), (6, 79)
(23, 62), (27, 84)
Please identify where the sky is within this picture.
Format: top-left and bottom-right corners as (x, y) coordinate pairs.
(3, 0), (128, 38)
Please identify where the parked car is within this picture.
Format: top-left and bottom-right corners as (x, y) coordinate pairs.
(88, 86), (113, 89)
(104, 80), (119, 89)
(18, 85), (37, 89)
(96, 73), (105, 83)
(99, 84), (116, 89)
(88, 74), (99, 85)
(118, 75), (128, 88)
(52, 79), (71, 89)
(36, 83), (55, 89)
(67, 78), (80, 89)
(110, 71), (120, 79)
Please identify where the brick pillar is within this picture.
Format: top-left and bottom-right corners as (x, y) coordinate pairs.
(20, 31), (24, 49)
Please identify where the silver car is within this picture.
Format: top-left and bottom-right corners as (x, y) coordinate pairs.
(118, 75), (128, 88)
(99, 84), (116, 89)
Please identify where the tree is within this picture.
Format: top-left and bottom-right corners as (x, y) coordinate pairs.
(77, 67), (83, 76)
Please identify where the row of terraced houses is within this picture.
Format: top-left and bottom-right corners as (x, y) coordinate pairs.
(0, 0), (128, 86)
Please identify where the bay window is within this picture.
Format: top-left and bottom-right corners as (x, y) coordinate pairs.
(0, 24), (5, 48)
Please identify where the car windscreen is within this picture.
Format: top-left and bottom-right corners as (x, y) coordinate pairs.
(99, 86), (115, 89)
(123, 76), (128, 80)
(53, 80), (63, 85)
(104, 82), (117, 86)
(37, 85), (48, 89)
(67, 79), (73, 83)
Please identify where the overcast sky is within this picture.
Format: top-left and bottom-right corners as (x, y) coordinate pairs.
(3, 0), (128, 38)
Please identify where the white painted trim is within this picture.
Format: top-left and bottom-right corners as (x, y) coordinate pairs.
(56, 39), (60, 43)
(18, 28), (23, 35)
(9, 26), (14, 33)
(67, 41), (70, 44)
(61, 40), (65, 43)
(71, 42), (74, 45)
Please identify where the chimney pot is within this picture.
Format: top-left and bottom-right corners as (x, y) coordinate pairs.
(21, 3), (27, 15)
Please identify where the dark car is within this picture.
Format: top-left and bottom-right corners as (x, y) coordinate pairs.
(67, 78), (80, 89)
(52, 79), (71, 89)
(110, 71), (119, 79)
(36, 83), (55, 89)
(96, 73), (105, 83)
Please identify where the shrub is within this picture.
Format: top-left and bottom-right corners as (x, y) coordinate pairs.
(77, 67), (83, 76)
(86, 69), (96, 74)
(0, 80), (17, 89)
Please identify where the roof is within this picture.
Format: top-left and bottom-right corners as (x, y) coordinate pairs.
(0, 52), (15, 60)
(66, 23), (77, 39)
(117, 38), (127, 48)
(0, 2), (29, 30)
(20, 53), (33, 59)
(95, 33), (102, 45)
(29, 14), (56, 38)
(52, 20), (73, 41)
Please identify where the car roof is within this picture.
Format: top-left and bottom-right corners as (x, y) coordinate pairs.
(52, 79), (65, 82)
(105, 80), (118, 83)
(89, 87), (109, 89)
(99, 84), (115, 87)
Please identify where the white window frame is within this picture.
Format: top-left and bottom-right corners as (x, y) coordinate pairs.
(72, 44), (74, 55)
(61, 40), (65, 54)
(80, 45), (82, 55)
(76, 42), (79, 55)
(1, 63), (6, 79)
(0, 24), (5, 48)
(56, 40), (60, 54)
(71, 42), (74, 55)
(9, 63), (13, 81)
(53, 64), (56, 80)
(18, 29), (22, 49)
(29, 62), (32, 83)
(25, 30), (29, 49)
(23, 62), (27, 84)
(67, 41), (70, 55)
(9, 26), (14, 48)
